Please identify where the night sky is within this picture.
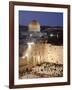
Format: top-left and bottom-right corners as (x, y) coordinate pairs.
(19, 11), (63, 27)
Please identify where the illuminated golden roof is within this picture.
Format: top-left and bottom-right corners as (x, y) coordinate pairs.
(28, 20), (40, 31)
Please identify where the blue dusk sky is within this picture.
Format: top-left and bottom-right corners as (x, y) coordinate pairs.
(19, 11), (63, 26)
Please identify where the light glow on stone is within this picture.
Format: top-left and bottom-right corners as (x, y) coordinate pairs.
(27, 42), (34, 49)
(50, 33), (54, 37)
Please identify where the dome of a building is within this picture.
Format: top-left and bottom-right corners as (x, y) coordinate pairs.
(28, 20), (40, 32)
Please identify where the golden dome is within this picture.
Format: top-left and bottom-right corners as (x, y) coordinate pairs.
(28, 20), (40, 31)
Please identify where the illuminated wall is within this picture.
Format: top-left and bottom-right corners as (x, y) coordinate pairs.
(20, 43), (63, 67)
